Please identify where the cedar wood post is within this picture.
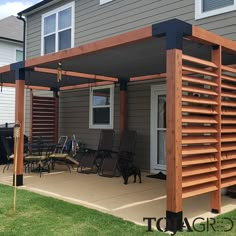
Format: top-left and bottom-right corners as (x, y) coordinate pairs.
(152, 19), (192, 232)
(12, 62), (25, 186)
(119, 78), (129, 135)
(166, 49), (183, 231)
(211, 45), (222, 213)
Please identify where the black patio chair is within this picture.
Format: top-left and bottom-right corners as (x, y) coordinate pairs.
(98, 130), (137, 177)
(1, 136), (14, 173)
(78, 130), (114, 174)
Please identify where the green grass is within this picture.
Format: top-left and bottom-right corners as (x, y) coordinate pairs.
(0, 184), (236, 236)
(0, 184), (161, 236)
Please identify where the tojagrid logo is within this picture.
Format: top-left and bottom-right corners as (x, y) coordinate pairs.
(143, 216), (235, 235)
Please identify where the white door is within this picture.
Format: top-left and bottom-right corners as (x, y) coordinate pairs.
(150, 85), (166, 174)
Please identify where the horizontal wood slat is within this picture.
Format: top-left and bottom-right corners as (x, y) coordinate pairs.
(182, 126), (217, 134)
(222, 151), (236, 160)
(222, 125), (236, 133)
(222, 83), (236, 91)
(222, 101), (236, 107)
(221, 117), (236, 124)
(182, 54), (217, 68)
(182, 65), (218, 77)
(222, 168), (236, 179)
(33, 104), (55, 109)
(222, 91), (236, 99)
(182, 75), (217, 87)
(182, 105), (217, 115)
(222, 65), (236, 74)
(33, 96), (54, 101)
(222, 177), (236, 188)
(221, 74), (236, 83)
(221, 159), (236, 170)
(182, 154), (217, 166)
(182, 85), (218, 96)
(182, 136), (217, 145)
(182, 95), (217, 105)
(182, 174), (217, 188)
(182, 145), (217, 156)
(182, 115), (217, 124)
(182, 182), (217, 198)
(221, 134), (236, 143)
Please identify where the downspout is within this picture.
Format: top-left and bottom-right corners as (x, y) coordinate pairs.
(16, 14), (26, 60)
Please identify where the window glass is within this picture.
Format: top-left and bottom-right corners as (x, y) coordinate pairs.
(203, 0), (234, 12)
(44, 34), (55, 54)
(59, 29), (71, 50)
(16, 50), (23, 61)
(44, 14), (56, 35)
(93, 108), (110, 124)
(93, 88), (110, 106)
(58, 8), (71, 30)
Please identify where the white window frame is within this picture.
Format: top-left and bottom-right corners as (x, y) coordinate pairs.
(195, 0), (236, 19)
(41, 1), (75, 55)
(100, 0), (113, 5)
(89, 85), (114, 129)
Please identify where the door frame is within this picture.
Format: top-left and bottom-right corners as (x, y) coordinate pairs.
(150, 84), (166, 173)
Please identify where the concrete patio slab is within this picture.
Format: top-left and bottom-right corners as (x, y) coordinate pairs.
(0, 164), (236, 229)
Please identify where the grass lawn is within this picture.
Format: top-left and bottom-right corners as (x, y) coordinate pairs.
(0, 184), (235, 236)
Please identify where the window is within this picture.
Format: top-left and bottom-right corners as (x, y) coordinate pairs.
(89, 85), (114, 129)
(41, 2), (74, 55)
(16, 50), (23, 61)
(195, 0), (236, 19)
(100, 0), (113, 5)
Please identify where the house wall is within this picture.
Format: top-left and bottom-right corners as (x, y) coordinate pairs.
(0, 40), (22, 125)
(59, 80), (165, 170)
(26, 0), (236, 59)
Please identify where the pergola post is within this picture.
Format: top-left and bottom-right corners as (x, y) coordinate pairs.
(166, 49), (183, 231)
(211, 45), (222, 213)
(119, 79), (129, 135)
(14, 65), (25, 186)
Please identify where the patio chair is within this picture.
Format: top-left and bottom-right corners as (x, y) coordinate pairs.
(1, 136), (14, 173)
(49, 135), (80, 172)
(77, 130), (114, 174)
(1, 136), (30, 173)
(24, 138), (52, 177)
(98, 130), (137, 177)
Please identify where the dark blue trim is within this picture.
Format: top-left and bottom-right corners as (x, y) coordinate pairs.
(152, 19), (192, 50)
(119, 78), (129, 91)
(10, 61), (25, 80)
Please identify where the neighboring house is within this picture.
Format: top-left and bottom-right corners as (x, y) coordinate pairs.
(0, 15), (23, 125)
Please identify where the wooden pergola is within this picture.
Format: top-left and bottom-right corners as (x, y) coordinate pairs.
(1, 19), (236, 231)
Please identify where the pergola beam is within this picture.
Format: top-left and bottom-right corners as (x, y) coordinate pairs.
(34, 67), (118, 82)
(59, 81), (114, 91)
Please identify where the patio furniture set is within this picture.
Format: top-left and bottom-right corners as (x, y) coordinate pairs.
(2, 130), (137, 179)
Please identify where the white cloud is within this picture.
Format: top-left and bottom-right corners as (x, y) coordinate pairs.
(0, 1), (34, 19)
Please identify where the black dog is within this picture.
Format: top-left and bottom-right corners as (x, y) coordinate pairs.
(119, 159), (141, 185)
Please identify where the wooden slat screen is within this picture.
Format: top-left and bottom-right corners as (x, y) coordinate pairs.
(221, 66), (236, 188)
(181, 54), (220, 198)
(30, 94), (57, 146)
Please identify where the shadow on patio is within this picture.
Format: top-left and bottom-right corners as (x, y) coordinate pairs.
(0, 165), (235, 227)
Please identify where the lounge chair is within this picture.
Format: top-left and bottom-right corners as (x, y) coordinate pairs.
(77, 130), (114, 174)
(49, 135), (79, 172)
(98, 130), (137, 177)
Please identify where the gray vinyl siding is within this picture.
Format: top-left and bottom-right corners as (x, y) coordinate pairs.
(58, 81), (165, 170)
(26, 0), (236, 59)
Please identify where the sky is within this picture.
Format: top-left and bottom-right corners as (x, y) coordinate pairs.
(0, 0), (42, 19)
